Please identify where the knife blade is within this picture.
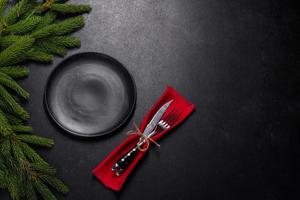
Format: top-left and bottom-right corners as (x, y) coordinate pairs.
(143, 100), (173, 137)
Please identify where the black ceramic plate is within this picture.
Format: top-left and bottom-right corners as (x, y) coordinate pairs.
(45, 52), (136, 137)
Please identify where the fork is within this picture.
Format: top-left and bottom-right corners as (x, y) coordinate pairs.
(147, 109), (179, 138)
(112, 109), (181, 176)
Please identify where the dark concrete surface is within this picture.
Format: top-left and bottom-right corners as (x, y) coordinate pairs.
(1, 0), (299, 199)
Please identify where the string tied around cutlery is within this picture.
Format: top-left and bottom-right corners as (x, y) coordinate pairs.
(127, 123), (160, 151)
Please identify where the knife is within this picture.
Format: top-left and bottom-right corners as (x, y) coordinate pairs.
(112, 100), (173, 176)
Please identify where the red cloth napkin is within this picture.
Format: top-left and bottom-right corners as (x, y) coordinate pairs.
(92, 86), (195, 191)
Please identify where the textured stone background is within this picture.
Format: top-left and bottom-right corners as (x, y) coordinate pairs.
(1, 0), (298, 199)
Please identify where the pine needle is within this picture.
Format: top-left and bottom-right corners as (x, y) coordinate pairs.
(0, 137), (11, 156)
(12, 142), (26, 161)
(35, 40), (67, 56)
(4, 113), (23, 125)
(21, 143), (45, 163)
(50, 3), (91, 14)
(0, 66), (29, 78)
(31, 162), (56, 176)
(0, 85), (30, 120)
(7, 173), (22, 200)
(0, 72), (30, 99)
(0, 35), (35, 66)
(26, 48), (54, 62)
(6, 16), (42, 34)
(34, 179), (57, 200)
(40, 175), (69, 194)
(11, 125), (33, 133)
(35, 11), (56, 29)
(26, 183), (38, 200)
(44, 36), (81, 48)
(0, 0), (8, 20)
(31, 16), (85, 39)
(0, 168), (6, 188)
(0, 108), (13, 136)
(4, 0), (29, 25)
(18, 134), (54, 147)
(0, 35), (23, 48)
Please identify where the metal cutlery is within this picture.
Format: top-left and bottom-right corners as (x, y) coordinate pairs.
(112, 102), (182, 176)
(112, 100), (173, 176)
(147, 109), (180, 138)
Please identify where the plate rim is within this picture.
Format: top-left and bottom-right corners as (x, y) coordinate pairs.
(44, 52), (137, 137)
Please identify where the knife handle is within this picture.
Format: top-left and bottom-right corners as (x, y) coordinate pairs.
(112, 145), (139, 176)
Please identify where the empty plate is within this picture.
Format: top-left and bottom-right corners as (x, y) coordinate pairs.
(45, 52), (136, 137)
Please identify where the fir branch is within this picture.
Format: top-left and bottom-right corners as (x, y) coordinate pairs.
(11, 125), (33, 133)
(0, 168), (6, 188)
(0, 137), (11, 156)
(35, 11), (56, 29)
(34, 179), (57, 200)
(0, 98), (12, 114)
(31, 162), (56, 176)
(21, 143), (45, 163)
(6, 16), (42, 34)
(0, 35), (22, 48)
(40, 175), (69, 194)
(4, 0), (28, 25)
(0, 98), (27, 122)
(11, 141), (26, 161)
(50, 3), (91, 14)
(0, 35), (35, 66)
(26, 48), (54, 62)
(21, 0), (38, 18)
(17, 134), (54, 147)
(0, 0), (8, 20)
(0, 85), (29, 120)
(4, 113), (23, 125)
(26, 183), (37, 200)
(0, 66), (29, 78)
(35, 40), (67, 56)
(35, 35), (81, 56)
(0, 156), (6, 169)
(31, 16), (84, 39)
(0, 98), (10, 111)
(0, 108), (13, 136)
(52, 15), (85, 35)
(44, 36), (81, 48)
(0, 1), (91, 199)
(0, 72), (30, 99)
(7, 173), (22, 200)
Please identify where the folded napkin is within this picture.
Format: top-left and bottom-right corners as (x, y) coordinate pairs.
(92, 86), (195, 191)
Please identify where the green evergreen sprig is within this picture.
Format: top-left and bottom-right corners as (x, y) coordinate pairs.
(0, 0), (8, 19)
(31, 15), (85, 39)
(0, 72), (29, 99)
(0, 66), (29, 78)
(3, 0), (29, 25)
(0, 35), (23, 48)
(50, 3), (91, 14)
(6, 16), (42, 34)
(18, 134), (54, 147)
(0, 85), (29, 120)
(0, 36), (35, 66)
(40, 175), (69, 194)
(0, 0), (91, 199)
(11, 125), (33, 133)
(0, 108), (13, 136)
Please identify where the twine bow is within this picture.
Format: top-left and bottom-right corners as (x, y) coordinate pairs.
(127, 123), (160, 151)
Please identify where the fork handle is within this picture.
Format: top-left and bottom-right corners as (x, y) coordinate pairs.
(112, 145), (139, 176)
